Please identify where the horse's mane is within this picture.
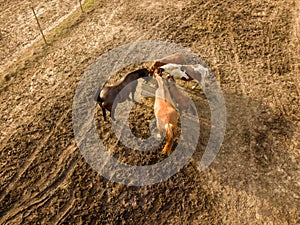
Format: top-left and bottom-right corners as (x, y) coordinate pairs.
(123, 68), (148, 83)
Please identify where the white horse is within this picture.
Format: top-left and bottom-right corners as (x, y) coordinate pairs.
(160, 63), (208, 89)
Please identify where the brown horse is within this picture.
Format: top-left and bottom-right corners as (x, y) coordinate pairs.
(153, 72), (179, 155)
(166, 75), (196, 115)
(94, 68), (149, 120)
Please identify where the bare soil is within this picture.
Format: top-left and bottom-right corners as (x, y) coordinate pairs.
(0, 0), (299, 224)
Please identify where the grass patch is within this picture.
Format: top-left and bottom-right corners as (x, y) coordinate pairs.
(83, 0), (95, 10)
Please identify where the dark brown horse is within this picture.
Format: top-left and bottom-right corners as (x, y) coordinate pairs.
(167, 75), (196, 115)
(94, 68), (149, 120)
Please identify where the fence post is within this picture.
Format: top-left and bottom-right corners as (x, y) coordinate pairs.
(79, 0), (84, 13)
(30, 5), (48, 45)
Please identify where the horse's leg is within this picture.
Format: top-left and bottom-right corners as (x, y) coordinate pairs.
(110, 108), (115, 121)
(191, 80), (199, 90)
(101, 107), (107, 121)
(155, 117), (165, 140)
(189, 104), (197, 116)
(130, 82), (138, 103)
(131, 90), (135, 102)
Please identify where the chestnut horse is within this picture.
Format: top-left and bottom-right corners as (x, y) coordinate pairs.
(153, 72), (179, 155)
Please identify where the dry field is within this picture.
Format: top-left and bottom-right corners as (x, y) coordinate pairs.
(0, 0), (299, 224)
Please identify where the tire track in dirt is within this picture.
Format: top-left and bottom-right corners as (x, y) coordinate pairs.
(289, 0), (300, 183)
(53, 197), (77, 225)
(292, 0), (300, 97)
(3, 192), (52, 224)
(228, 31), (246, 96)
(33, 146), (77, 200)
(0, 109), (72, 205)
(0, 144), (78, 224)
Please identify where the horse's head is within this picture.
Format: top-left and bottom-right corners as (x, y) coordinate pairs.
(166, 74), (175, 82)
(137, 68), (150, 78)
(153, 68), (163, 79)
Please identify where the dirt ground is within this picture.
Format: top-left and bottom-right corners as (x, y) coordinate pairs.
(0, 0), (299, 224)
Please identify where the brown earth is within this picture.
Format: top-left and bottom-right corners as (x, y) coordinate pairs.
(0, 0), (299, 224)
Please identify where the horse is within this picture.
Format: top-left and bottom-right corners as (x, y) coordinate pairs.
(160, 63), (190, 80)
(94, 68), (149, 120)
(160, 63), (208, 89)
(166, 75), (196, 115)
(153, 71), (179, 155)
(148, 53), (187, 74)
(181, 64), (208, 88)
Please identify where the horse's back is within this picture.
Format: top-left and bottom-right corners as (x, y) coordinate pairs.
(125, 68), (149, 82)
(155, 76), (175, 108)
(154, 99), (178, 125)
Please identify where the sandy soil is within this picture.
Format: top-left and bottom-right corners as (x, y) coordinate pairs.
(0, 0), (299, 224)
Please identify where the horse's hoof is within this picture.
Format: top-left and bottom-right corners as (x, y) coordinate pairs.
(155, 133), (162, 140)
(161, 151), (168, 157)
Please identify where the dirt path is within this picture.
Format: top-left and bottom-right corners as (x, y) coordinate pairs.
(0, 0), (299, 224)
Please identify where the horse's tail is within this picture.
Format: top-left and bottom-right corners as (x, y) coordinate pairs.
(162, 123), (174, 155)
